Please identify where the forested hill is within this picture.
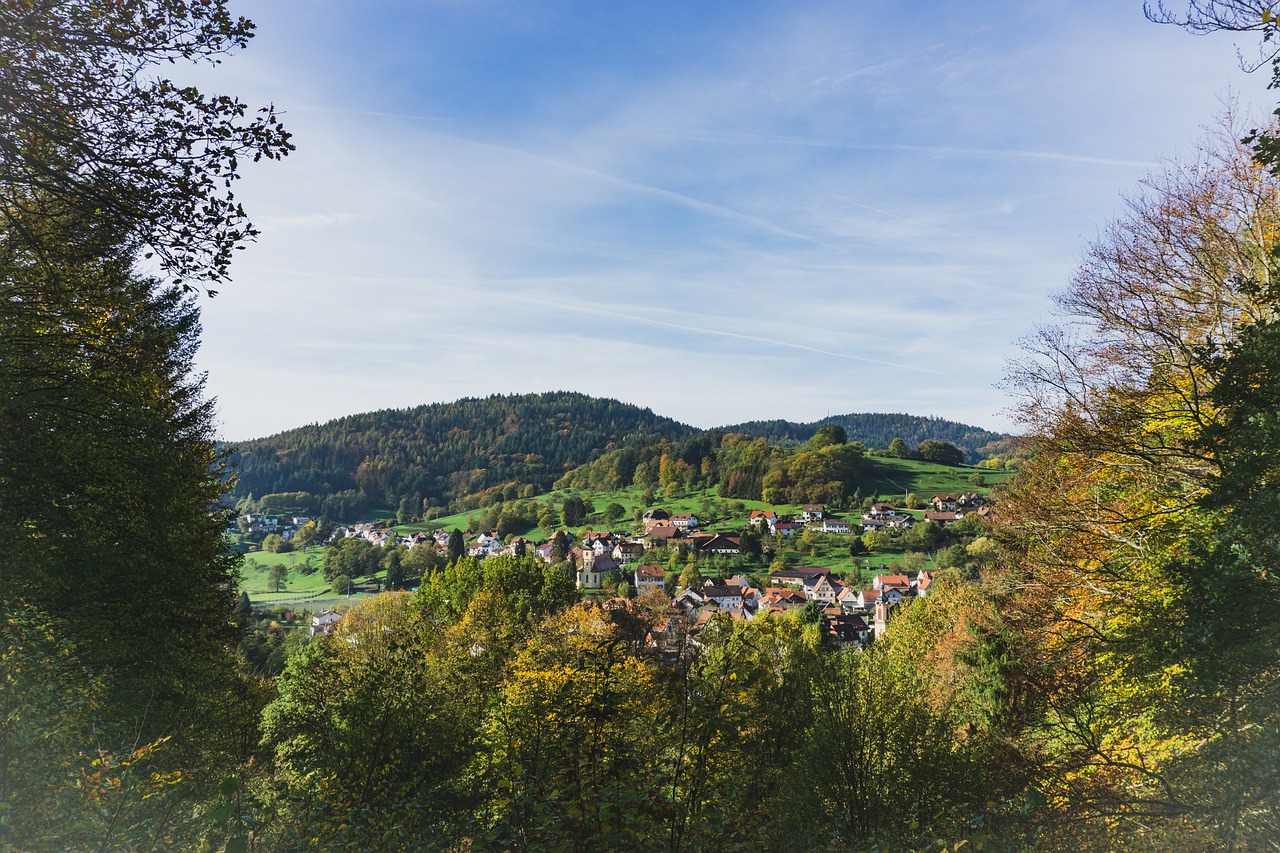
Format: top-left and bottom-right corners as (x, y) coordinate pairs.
(225, 392), (694, 514)
(720, 413), (1012, 460)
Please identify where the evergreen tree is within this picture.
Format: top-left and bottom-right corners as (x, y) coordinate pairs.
(0, 216), (244, 740)
(447, 528), (466, 564)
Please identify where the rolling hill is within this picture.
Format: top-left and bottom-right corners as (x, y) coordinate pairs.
(225, 393), (1013, 516)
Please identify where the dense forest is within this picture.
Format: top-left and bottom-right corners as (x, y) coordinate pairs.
(227, 397), (1002, 517)
(225, 392), (694, 515)
(555, 425), (871, 506)
(721, 412), (1011, 461)
(7, 2), (1280, 851)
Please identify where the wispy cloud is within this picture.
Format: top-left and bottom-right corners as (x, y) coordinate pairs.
(500, 293), (947, 374)
(196, 0), (1273, 441)
(258, 212), (357, 230)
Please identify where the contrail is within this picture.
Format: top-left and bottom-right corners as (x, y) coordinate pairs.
(502, 292), (946, 375)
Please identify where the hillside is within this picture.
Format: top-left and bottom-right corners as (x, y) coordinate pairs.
(225, 392), (695, 514)
(719, 412), (1012, 460)
(226, 394), (1012, 517)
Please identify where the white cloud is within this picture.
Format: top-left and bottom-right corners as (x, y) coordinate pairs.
(195, 0), (1274, 441)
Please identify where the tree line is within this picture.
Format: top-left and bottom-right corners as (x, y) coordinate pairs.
(224, 391), (693, 513)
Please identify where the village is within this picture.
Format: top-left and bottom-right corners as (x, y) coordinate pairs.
(284, 491), (996, 653)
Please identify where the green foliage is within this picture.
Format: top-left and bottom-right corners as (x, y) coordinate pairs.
(886, 436), (915, 458)
(997, 114), (1280, 847)
(721, 413), (1007, 459)
(292, 519), (326, 550)
(917, 438), (966, 466)
(0, 220), (247, 746)
(447, 528), (465, 564)
(796, 585), (1013, 846)
(602, 501), (626, 524)
(0, 0), (292, 285)
(227, 392), (693, 514)
(258, 593), (487, 848)
(561, 494), (589, 527)
(268, 563), (288, 592)
(323, 536), (380, 581)
(257, 491), (316, 514)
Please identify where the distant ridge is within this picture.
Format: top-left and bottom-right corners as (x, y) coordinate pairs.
(718, 412), (1011, 460)
(224, 394), (1012, 515)
(225, 391), (694, 512)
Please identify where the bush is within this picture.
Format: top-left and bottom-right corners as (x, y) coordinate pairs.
(331, 574), (352, 596)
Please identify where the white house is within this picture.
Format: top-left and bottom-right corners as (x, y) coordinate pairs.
(633, 563), (666, 595)
(801, 505), (826, 522)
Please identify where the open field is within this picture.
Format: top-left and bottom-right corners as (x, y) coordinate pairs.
(237, 454), (996, 601)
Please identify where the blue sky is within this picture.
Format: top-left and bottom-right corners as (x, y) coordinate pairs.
(198, 0), (1274, 440)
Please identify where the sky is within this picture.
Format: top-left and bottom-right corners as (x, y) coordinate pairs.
(195, 0), (1275, 441)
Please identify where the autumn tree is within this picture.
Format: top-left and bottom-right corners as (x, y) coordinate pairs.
(998, 115), (1280, 848)
(258, 593), (484, 848)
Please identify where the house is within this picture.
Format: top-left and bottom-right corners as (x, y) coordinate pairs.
(770, 567), (829, 587)
(866, 502), (898, 520)
(801, 504), (826, 522)
(673, 587), (706, 615)
(757, 586), (808, 612)
(583, 532), (616, 555)
(873, 574), (912, 594)
(669, 513), (699, 530)
(851, 586), (881, 610)
(613, 541), (646, 565)
(886, 513), (916, 529)
(823, 613), (871, 648)
(924, 511), (960, 526)
(634, 563), (666, 594)
(931, 495), (958, 512)
(835, 585), (862, 612)
(914, 569), (936, 596)
(803, 573), (842, 606)
(504, 537), (535, 557)
(748, 510), (778, 527)
(470, 532), (503, 557)
(821, 517), (851, 534)
(860, 517), (889, 533)
(773, 521), (805, 537)
(645, 525), (679, 546)
(310, 609), (343, 637)
(643, 508), (671, 524)
(701, 581), (745, 609)
(649, 613), (691, 655)
(696, 534), (740, 555)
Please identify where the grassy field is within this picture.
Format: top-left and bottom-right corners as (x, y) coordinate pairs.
(859, 457), (1013, 502)
(238, 454), (997, 600)
(241, 546), (333, 603)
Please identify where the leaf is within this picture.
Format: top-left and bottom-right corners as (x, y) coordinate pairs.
(204, 802), (234, 824)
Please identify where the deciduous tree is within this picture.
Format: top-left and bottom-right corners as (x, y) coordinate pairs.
(0, 0), (292, 287)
